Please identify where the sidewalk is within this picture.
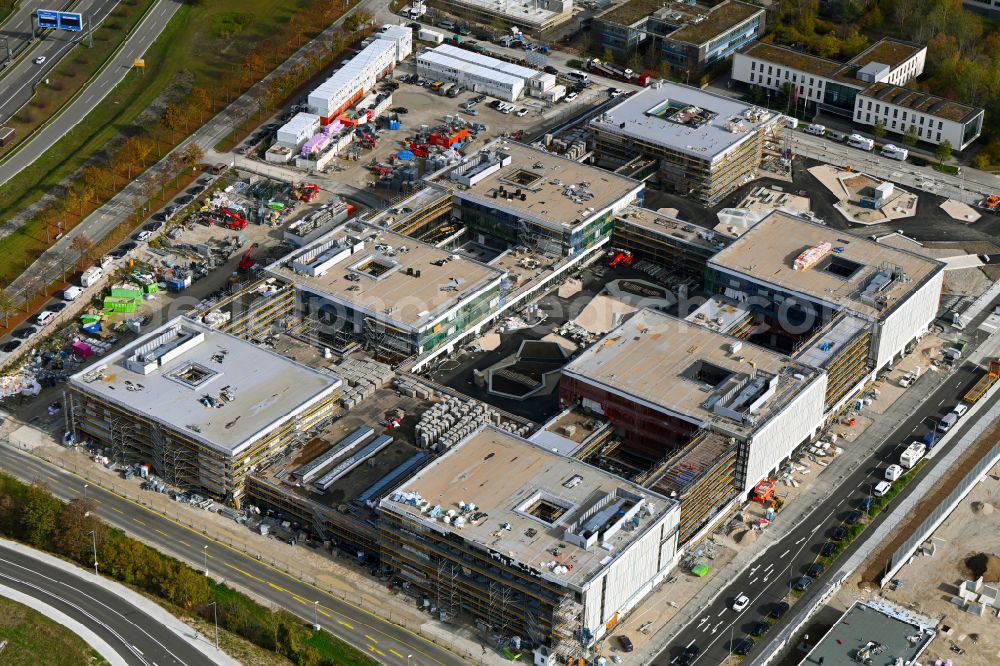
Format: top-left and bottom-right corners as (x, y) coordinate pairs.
(24, 439), (510, 666)
(627, 354), (963, 666)
(0, 537), (239, 666)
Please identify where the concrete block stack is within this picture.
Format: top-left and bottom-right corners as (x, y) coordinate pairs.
(331, 357), (395, 409)
(413, 393), (529, 450)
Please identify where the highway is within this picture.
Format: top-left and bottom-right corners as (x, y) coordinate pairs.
(0, 542), (216, 666)
(0, 0), (180, 186)
(0, 0), (120, 121)
(0, 443), (468, 666)
(651, 359), (995, 665)
(0, 0), (55, 65)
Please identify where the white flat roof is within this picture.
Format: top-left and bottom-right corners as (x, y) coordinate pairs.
(417, 50), (525, 88)
(432, 44), (538, 80)
(381, 426), (677, 588)
(589, 81), (778, 162)
(69, 317), (340, 455)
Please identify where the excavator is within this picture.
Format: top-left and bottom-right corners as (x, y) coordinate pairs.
(607, 248), (634, 268)
(238, 244), (258, 272)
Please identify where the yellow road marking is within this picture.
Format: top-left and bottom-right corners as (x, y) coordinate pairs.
(338, 620), (354, 630)
(133, 518), (145, 526)
(224, 562), (264, 583)
(318, 607), (331, 618)
(390, 649), (404, 658)
(111, 507), (124, 514)
(268, 582), (288, 593)
(155, 529), (170, 538)
(291, 593), (309, 605)
(365, 635), (378, 644)
(178, 540), (192, 548)
(369, 647), (385, 657)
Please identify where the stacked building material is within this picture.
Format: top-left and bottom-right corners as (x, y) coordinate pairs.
(332, 357), (395, 409)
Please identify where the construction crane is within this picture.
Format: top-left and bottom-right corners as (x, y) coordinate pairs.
(221, 208), (248, 230)
(238, 244), (258, 272)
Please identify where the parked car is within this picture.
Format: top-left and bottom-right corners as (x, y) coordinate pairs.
(732, 638), (754, 656)
(136, 230), (153, 242)
(732, 594), (750, 612)
(749, 620), (770, 637)
(675, 644), (700, 665)
(144, 220), (163, 232)
(187, 185), (205, 195)
(1, 340), (21, 353)
(845, 510), (862, 525)
(544, 65), (559, 75)
(794, 576), (813, 592)
(34, 56), (46, 65)
(873, 480), (892, 497)
(618, 636), (634, 652)
(807, 562), (825, 578)
(48, 302), (67, 313)
(515, 107), (529, 117)
(831, 526), (848, 541)
(176, 195), (194, 205)
(769, 602), (790, 619)
(564, 91), (578, 102)
(36, 311), (57, 326)
(859, 496), (876, 512)
(820, 541), (836, 556)
(11, 327), (36, 339)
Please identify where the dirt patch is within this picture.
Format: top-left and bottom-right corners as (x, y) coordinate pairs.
(972, 501), (994, 515)
(964, 553), (1000, 582)
(859, 417), (1000, 587)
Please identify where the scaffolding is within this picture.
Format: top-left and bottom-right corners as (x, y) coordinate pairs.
(487, 579), (515, 647)
(436, 559), (461, 621)
(551, 593), (585, 661)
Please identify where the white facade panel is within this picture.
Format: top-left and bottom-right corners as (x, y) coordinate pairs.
(742, 373), (826, 492)
(853, 95), (983, 149)
(308, 29), (405, 119)
(416, 51), (524, 101)
(874, 269), (943, 369)
(276, 112), (320, 148)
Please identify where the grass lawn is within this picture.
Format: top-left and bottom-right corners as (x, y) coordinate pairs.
(302, 626), (380, 666)
(0, 0), (331, 284)
(0, 596), (108, 665)
(933, 163), (960, 175)
(0, 0), (158, 161)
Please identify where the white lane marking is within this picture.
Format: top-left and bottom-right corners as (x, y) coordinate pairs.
(780, 549), (790, 558)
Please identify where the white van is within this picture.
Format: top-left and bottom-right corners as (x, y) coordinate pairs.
(565, 70), (590, 86)
(880, 144), (908, 161)
(873, 480), (892, 497)
(63, 286), (84, 301)
(805, 123), (826, 136)
(784, 116), (799, 129)
(847, 134), (875, 151)
(36, 311), (56, 326)
(938, 404), (969, 432)
(884, 464), (902, 482)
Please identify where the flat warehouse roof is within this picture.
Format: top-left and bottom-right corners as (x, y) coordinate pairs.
(739, 42), (841, 78)
(562, 309), (818, 437)
(69, 317), (340, 454)
(589, 82), (779, 162)
(435, 140), (642, 232)
(267, 222), (505, 331)
(417, 51), (525, 88)
(431, 44), (537, 80)
(380, 426), (677, 588)
(709, 211), (944, 317)
(804, 602), (935, 665)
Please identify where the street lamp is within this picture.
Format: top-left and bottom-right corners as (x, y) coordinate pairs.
(86, 530), (98, 576)
(407, 655), (412, 666)
(209, 600), (219, 650)
(203, 545), (209, 575)
(83, 483), (89, 500)
(313, 600), (320, 631)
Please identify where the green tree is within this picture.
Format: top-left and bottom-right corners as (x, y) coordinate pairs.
(21, 483), (62, 548)
(902, 125), (919, 147)
(52, 498), (102, 563)
(972, 152), (990, 170)
(935, 139), (953, 164)
(0, 288), (15, 328)
(873, 121), (887, 138)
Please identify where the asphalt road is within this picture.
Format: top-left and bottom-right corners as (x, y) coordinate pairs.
(0, 444), (467, 666)
(0, 0), (120, 121)
(0, 0), (59, 65)
(0, 0), (180, 186)
(0, 541), (216, 666)
(652, 360), (993, 665)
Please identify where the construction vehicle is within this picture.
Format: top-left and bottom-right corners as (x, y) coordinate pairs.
(220, 208), (248, 230)
(979, 195), (1000, 213)
(964, 359), (1000, 404)
(608, 249), (634, 268)
(238, 244), (258, 272)
(751, 478), (776, 504)
(584, 58), (651, 86)
(293, 183), (319, 203)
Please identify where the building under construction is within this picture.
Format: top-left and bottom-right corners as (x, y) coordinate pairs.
(706, 211), (945, 412)
(588, 82), (783, 205)
(560, 308), (827, 495)
(265, 221), (505, 364)
(610, 206), (732, 279)
(68, 317), (341, 506)
(378, 425), (680, 656)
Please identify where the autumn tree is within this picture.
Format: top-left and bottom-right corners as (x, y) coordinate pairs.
(241, 53), (264, 86)
(189, 86), (212, 123)
(0, 288), (15, 328)
(83, 165), (113, 197)
(70, 235), (94, 266)
(21, 483), (62, 548)
(52, 498), (104, 563)
(167, 152), (186, 187)
(161, 103), (185, 140)
(182, 143), (204, 169)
